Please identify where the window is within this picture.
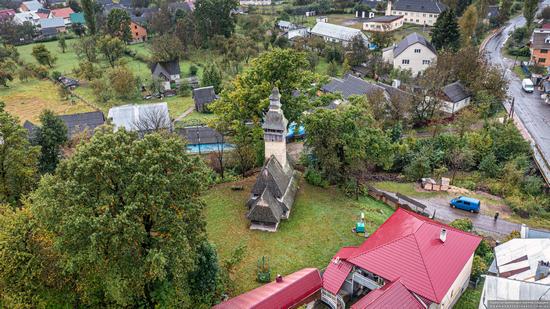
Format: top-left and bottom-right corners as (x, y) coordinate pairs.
(464, 201), (471, 206)
(422, 60), (431, 65)
(416, 19), (419, 22)
(414, 48), (421, 53)
(429, 14), (433, 17)
(542, 49), (549, 54)
(539, 58), (546, 63)
(423, 13), (426, 17)
(135, 32), (138, 36)
(402, 59), (410, 64)
(405, 12), (408, 15)
(546, 37), (550, 44)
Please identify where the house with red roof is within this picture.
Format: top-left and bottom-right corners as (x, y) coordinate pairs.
(320, 208), (482, 309)
(0, 9), (16, 21)
(49, 7), (74, 25)
(214, 268), (322, 309)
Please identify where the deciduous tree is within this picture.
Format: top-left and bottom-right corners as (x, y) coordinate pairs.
(523, 0), (538, 29)
(150, 33), (185, 62)
(31, 44), (56, 68)
(459, 4), (478, 46)
(194, 0), (238, 39)
(58, 35), (67, 53)
(34, 110), (68, 174)
(0, 103), (39, 206)
(97, 35), (125, 68)
(106, 8), (131, 42)
(201, 63), (223, 93)
(30, 129), (215, 307)
(74, 36), (98, 62)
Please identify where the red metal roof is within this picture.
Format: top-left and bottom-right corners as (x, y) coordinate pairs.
(51, 7), (74, 19)
(322, 259), (353, 294)
(542, 23), (550, 29)
(214, 268), (322, 309)
(347, 208), (482, 303)
(350, 280), (424, 309)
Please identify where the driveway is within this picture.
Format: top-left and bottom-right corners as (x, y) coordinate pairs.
(381, 190), (521, 239)
(483, 4), (550, 184)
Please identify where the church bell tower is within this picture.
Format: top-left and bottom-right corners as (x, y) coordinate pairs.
(263, 87), (289, 170)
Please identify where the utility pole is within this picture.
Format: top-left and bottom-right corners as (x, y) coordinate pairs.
(509, 97), (515, 121)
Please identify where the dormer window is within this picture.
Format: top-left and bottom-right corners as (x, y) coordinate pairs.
(545, 36), (550, 44)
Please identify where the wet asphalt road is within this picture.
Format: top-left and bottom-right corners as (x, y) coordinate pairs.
(483, 4), (550, 184)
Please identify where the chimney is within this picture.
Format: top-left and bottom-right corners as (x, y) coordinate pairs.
(440, 228), (447, 243)
(392, 79), (401, 88)
(536, 261), (550, 281)
(276, 274), (283, 283)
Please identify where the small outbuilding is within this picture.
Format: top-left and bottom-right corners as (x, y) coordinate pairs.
(440, 81), (471, 115)
(192, 86), (218, 113)
(150, 60), (181, 90)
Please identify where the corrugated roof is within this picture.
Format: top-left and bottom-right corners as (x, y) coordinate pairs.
(365, 15), (403, 23)
(480, 275), (550, 308)
(494, 239), (550, 282)
(21, 0), (42, 11)
(350, 280), (424, 309)
(51, 7), (74, 19)
(346, 208), (481, 303)
(322, 259), (354, 294)
(393, 32), (436, 58)
(69, 12), (85, 24)
(214, 268), (322, 309)
(107, 102), (170, 132)
(531, 29), (550, 50)
(177, 126), (222, 145)
(39, 17), (65, 29)
(310, 22), (368, 43)
(392, 0), (447, 13)
(58, 111), (105, 138)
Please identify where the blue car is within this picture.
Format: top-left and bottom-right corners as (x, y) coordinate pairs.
(450, 196), (481, 213)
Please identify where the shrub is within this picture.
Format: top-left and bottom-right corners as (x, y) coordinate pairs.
(471, 255), (488, 280)
(449, 218), (473, 232)
(190, 65), (198, 76)
(475, 239), (494, 265)
(51, 71), (62, 81)
(522, 175), (543, 196)
(32, 65), (49, 79)
(305, 168), (328, 188)
(454, 179), (476, 191)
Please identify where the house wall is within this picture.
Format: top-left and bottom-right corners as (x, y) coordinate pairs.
(239, 0), (271, 5)
(434, 253), (475, 309)
(382, 48), (394, 63)
(531, 48), (550, 66)
(392, 42), (436, 75)
(441, 97), (471, 114)
(363, 18), (403, 32)
(386, 2), (439, 26)
(130, 21), (147, 43)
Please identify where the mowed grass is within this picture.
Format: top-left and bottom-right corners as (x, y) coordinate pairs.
(203, 176), (394, 295)
(454, 281), (483, 309)
(0, 79), (94, 123)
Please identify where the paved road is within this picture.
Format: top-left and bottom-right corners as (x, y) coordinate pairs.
(382, 190), (521, 238)
(484, 5), (550, 184)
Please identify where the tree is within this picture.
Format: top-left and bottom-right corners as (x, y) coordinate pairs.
(431, 9), (460, 51)
(459, 4), (478, 46)
(58, 35), (67, 53)
(523, 0), (538, 29)
(31, 44), (56, 68)
(541, 6), (550, 21)
(194, 0), (238, 39)
(327, 60), (339, 77)
(201, 63), (223, 93)
(106, 8), (131, 42)
(188, 242), (220, 306)
(498, 0), (512, 25)
(74, 36), (98, 62)
(81, 0), (99, 35)
(30, 129), (216, 307)
(68, 0), (82, 12)
(34, 110), (68, 174)
(345, 35), (368, 66)
(76, 60), (102, 80)
(369, 28), (393, 49)
(107, 65), (138, 99)
(149, 5), (174, 35)
(97, 35), (125, 68)
(175, 12), (199, 49)
(0, 103), (39, 206)
(471, 255), (487, 280)
(449, 218), (473, 231)
(150, 33), (185, 63)
(0, 60), (16, 87)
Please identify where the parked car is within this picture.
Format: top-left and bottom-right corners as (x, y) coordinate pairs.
(450, 196), (480, 213)
(522, 79), (534, 93)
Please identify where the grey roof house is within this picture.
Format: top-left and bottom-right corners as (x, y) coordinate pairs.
(177, 126), (223, 145)
(39, 17), (65, 29)
(107, 102), (172, 133)
(386, 0), (447, 26)
(192, 86), (218, 113)
(246, 88), (297, 232)
(382, 32), (437, 75)
(23, 111), (105, 140)
(150, 60), (181, 90)
(440, 81), (471, 115)
(321, 74), (386, 99)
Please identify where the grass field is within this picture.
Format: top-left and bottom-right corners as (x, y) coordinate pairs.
(454, 281), (483, 309)
(203, 176), (394, 295)
(0, 79), (94, 123)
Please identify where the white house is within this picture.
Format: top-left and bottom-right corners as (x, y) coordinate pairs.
(440, 81), (471, 115)
(386, 0), (447, 26)
(382, 32), (437, 75)
(309, 22), (369, 47)
(479, 276), (550, 309)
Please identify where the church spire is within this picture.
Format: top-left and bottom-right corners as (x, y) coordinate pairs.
(269, 87), (282, 110)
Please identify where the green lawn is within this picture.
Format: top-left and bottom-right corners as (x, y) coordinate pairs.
(454, 281), (483, 309)
(373, 181), (446, 198)
(203, 177), (394, 295)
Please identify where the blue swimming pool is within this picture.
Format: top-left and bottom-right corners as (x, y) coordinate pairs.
(187, 143), (234, 154)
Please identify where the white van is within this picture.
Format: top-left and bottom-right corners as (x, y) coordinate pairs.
(522, 79), (534, 93)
